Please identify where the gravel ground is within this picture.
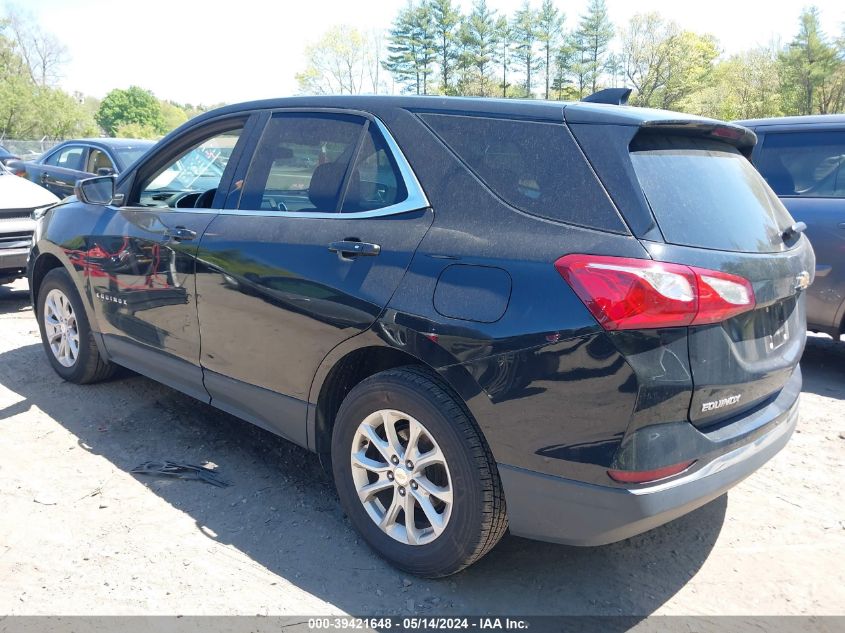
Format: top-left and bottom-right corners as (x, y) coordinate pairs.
(0, 278), (843, 616)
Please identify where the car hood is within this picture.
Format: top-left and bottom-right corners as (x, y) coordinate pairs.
(0, 173), (60, 209)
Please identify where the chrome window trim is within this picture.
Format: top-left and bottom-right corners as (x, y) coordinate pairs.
(220, 114), (430, 219)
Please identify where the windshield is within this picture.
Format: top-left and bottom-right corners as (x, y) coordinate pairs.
(631, 135), (794, 253)
(145, 145), (231, 192)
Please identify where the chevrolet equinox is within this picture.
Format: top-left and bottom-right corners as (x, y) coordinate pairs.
(29, 94), (814, 577)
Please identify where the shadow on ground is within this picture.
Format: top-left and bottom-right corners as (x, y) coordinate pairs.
(0, 336), (726, 616)
(800, 335), (845, 400)
(0, 283), (30, 315)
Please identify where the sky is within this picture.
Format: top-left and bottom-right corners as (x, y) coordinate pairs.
(10, 0), (845, 105)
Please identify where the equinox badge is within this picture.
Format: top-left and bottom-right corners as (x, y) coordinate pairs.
(701, 394), (742, 413)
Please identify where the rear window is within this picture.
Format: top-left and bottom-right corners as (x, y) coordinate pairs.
(420, 113), (626, 233)
(756, 131), (845, 198)
(630, 135), (793, 253)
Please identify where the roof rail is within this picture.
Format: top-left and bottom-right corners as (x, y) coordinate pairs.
(581, 88), (632, 106)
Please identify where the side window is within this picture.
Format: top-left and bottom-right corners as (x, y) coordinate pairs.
(44, 145), (86, 171)
(419, 113), (626, 232)
(757, 131), (845, 198)
(136, 126), (244, 208)
(342, 126), (407, 212)
(239, 113), (365, 213)
(87, 149), (114, 174)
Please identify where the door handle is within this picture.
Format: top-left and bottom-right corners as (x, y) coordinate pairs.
(40, 172), (48, 183)
(163, 226), (197, 242)
(838, 223), (845, 230)
(328, 240), (380, 258)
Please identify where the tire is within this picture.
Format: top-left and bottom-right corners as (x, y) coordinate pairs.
(331, 366), (508, 577)
(36, 267), (116, 384)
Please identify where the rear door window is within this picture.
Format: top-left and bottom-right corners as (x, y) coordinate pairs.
(420, 113), (627, 233)
(44, 145), (86, 171)
(630, 135), (793, 253)
(342, 125), (407, 212)
(239, 113), (366, 213)
(756, 131), (845, 198)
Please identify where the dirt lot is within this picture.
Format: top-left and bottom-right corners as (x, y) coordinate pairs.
(0, 278), (843, 616)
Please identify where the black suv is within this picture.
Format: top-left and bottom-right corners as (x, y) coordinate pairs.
(29, 96), (813, 577)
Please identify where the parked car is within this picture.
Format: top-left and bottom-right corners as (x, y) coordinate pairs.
(10, 138), (154, 199)
(29, 95), (813, 577)
(0, 162), (59, 285)
(736, 115), (844, 340)
(0, 144), (20, 166)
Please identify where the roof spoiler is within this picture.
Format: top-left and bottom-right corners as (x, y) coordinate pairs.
(637, 120), (758, 156)
(582, 88), (632, 106)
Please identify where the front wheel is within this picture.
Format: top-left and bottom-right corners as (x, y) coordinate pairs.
(37, 267), (116, 384)
(331, 366), (508, 577)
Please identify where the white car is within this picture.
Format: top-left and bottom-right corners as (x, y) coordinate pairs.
(0, 162), (59, 285)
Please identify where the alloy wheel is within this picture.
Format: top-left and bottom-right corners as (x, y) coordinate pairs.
(43, 288), (80, 368)
(350, 409), (453, 546)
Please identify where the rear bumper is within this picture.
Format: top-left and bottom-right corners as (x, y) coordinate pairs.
(499, 387), (799, 546)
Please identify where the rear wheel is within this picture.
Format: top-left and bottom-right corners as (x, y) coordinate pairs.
(37, 268), (115, 384)
(331, 366), (507, 577)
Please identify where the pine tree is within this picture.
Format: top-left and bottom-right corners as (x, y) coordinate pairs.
(412, 2), (438, 95)
(512, 1), (540, 97)
(495, 16), (513, 98)
(778, 7), (844, 114)
(605, 52), (623, 88)
(573, 0), (614, 96)
(551, 41), (575, 100)
(430, 0), (461, 94)
(536, 0), (564, 100)
(384, 6), (421, 94)
(459, 0), (499, 97)
(383, 2), (437, 95)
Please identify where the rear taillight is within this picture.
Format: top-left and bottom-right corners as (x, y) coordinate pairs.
(555, 255), (755, 330)
(692, 268), (755, 324)
(608, 460), (696, 484)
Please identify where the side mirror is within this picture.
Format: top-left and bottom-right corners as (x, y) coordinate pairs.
(75, 175), (115, 206)
(96, 167), (114, 176)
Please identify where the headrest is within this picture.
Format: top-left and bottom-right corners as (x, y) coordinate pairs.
(308, 163), (359, 211)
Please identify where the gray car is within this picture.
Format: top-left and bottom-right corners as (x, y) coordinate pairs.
(737, 115), (845, 340)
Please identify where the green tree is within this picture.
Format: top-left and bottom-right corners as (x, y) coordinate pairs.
(536, 0), (564, 100)
(690, 48), (783, 119)
(621, 13), (718, 110)
(605, 52), (623, 88)
(160, 101), (188, 132)
(572, 0), (614, 96)
(114, 122), (160, 139)
(550, 40), (575, 100)
(512, 1), (539, 97)
(430, 0), (461, 94)
(458, 0), (499, 96)
(383, 3), (437, 95)
(0, 18), (92, 139)
(778, 7), (845, 114)
(495, 16), (513, 97)
(96, 87), (164, 137)
(296, 25), (380, 95)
